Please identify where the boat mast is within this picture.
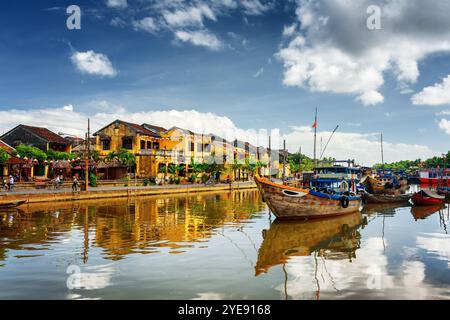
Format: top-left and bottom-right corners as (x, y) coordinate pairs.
(282, 139), (286, 183)
(313, 107), (318, 168)
(380, 133), (385, 172)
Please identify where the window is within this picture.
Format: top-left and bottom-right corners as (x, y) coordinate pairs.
(204, 144), (211, 152)
(153, 142), (160, 150)
(197, 143), (203, 152)
(102, 139), (111, 151)
(147, 141), (152, 149)
(140, 140), (146, 150)
(122, 137), (133, 150)
(190, 142), (195, 152)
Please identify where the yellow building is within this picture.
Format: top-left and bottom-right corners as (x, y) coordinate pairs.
(94, 120), (170, 178)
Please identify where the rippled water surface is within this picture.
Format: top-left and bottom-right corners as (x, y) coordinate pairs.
(1, 190), (449, 299)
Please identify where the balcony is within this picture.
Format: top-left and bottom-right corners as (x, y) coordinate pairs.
(138, 149), (175, 157)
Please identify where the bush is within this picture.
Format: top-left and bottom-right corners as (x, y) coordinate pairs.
(143, 178), (150, 186)
(89, 173), (98, 187)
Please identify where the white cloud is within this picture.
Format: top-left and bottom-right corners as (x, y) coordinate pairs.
(282, 23), (297, 37)
(132, 17), (159, 33)
(163, 5), (216, 28)
(412, 75), (450, 106)
(277, 0), (450, 106)
(253, 67), (264, 78)
(107, 0), (274, 51)
(174, 30), (223, 50)
(106, 0), (127, 9)
(240, 0), (272, 15)
(439, 119), (450, 135)
(0, 105), (439, 166)
(71, 51), (117, 77)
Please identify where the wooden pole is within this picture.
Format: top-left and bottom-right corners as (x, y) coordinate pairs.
(282, 139), (286, 182)
(85, 118), (90, 192)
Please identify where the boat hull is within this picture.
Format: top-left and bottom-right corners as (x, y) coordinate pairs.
(411, 193), (445, 206)
(364, 192), (411, 204)
(0, 200), (27, 209)
(255, 176), (362, 219)
(419, 178), (450, 187)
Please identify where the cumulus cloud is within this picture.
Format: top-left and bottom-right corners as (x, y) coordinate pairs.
(132, 17), (159, 33)
(106, 0), (127, 9)
(174, 30), (223, 50)
(412, 75), (450, 106)
(0, 105), (438, 165)
(277, 0), (450, 106)
(439, 119), (450, 135)
(71, 51), (117, 77)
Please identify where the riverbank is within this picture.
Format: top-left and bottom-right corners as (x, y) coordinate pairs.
(0, 182), (257, 205)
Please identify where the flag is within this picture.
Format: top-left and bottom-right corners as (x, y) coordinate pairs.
(312, 119), (317, 129)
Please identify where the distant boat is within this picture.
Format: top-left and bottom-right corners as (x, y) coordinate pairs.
(363, 192), (411, 204)
(0, 200), (27, 209)
(418, 169), (450, 187)
(361, 175), (408, 195)
(411, 189), (445, 206)
(255, 175), (362, 220)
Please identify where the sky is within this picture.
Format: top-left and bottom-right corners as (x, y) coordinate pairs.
(1, 0), (450, 165)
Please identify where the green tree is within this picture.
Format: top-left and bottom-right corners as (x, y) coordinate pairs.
(14, 145), (47, 162)
(0, 149), (10, 166)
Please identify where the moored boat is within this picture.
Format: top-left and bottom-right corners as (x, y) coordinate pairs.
(361, 175), (408, 195)
(254, 175), (362, 220)
(363, 192), (411, 204)
(411, 189), (445, 206)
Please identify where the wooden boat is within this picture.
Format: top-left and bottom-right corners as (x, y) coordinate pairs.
(411, 189), (445, 206)
(361, 175), (408, 195)
(363, 192), (411, 204)
(255, 212), (363, 275)
(411, 205), (445, 220)
(0, 200), (27, 209)
(254, 175), (362, 219)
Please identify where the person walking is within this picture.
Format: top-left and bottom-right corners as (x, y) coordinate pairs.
(72, 176), (80, 194)
(7, 175), (14, 192)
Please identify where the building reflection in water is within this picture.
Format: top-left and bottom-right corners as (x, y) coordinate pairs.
(0, 191), (265, 263)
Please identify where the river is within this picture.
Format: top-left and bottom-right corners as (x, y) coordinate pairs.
(0, 190), (449, 299)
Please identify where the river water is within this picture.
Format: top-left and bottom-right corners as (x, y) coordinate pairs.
(0, 190), (449, 300)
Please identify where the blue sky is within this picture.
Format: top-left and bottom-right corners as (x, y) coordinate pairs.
(1, 0), (450, 165)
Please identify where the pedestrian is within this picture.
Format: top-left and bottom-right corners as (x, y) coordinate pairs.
(72, 176), (79, 193)
(7, 175), (14, 192)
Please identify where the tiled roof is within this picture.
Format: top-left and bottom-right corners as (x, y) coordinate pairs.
(94, 120), (161, 137)
(0, 139), (15, 153)
(22, 125), (69, 145)
(142, 123), (167, 135)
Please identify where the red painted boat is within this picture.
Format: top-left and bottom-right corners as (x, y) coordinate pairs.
(411, 189), (445, 206)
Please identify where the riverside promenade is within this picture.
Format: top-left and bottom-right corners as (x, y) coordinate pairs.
(0, 181), (257, 205)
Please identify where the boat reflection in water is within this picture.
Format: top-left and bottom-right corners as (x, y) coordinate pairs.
(411, 205), (446, 221)
(255, 212), (366, 276)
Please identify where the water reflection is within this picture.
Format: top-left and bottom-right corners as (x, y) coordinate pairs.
(256, 213), (365, 276)
(0, 191), (265, 263)
(1, 191), (450, 299)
